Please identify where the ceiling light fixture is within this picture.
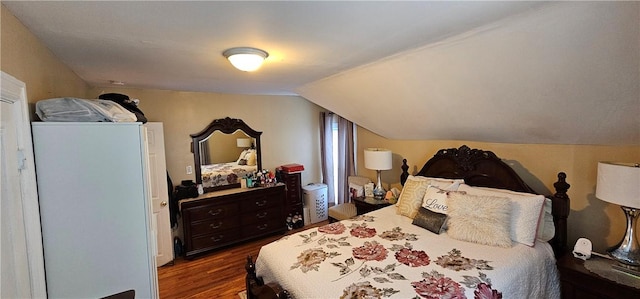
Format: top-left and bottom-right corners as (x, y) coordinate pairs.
(223, 47), (269, 72)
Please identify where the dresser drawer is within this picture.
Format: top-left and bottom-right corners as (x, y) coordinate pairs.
(182, 185), (286, 258)
(285, 176), (300, 190)
(241, 193), (282, 212)
(241, 206), (282, 225)
(186, 202), (239, 221)
(190, 217), (240, 236)
(242, 218), (284, 236)
(190, 229), (242, 250)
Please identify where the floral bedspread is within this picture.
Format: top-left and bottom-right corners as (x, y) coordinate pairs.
(255, 206), (560, 299)
(200, 163), (254, 188)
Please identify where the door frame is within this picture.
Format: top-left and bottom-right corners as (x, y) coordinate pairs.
(1, 71), (46, 298)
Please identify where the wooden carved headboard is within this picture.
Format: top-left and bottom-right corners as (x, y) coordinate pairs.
(400, 145), (570, 257)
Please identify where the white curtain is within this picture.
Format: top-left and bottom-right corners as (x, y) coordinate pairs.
(320, 112), (355, 205)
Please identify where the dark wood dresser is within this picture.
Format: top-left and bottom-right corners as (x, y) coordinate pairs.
(280, 172), (303, 219)
(557, 253), (640, 299)
(180, 184), (286, 258)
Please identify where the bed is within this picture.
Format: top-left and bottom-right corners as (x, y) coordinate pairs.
(199, 148), (258, 189)
(200, 161), (255, 189)
(245, 145), (570, 299)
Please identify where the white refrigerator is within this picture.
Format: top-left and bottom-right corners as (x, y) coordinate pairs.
(32, 122), (159, 299)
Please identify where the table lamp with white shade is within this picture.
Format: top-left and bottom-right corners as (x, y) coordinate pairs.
(595, 161), (640, 275)
(237, 138), (252, 149)
(364, 148), (392, 200)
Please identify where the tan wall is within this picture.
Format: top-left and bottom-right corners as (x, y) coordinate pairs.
(87, 87), (326, 186)
(1, 5), (89, 109)
(206, 131), (248, 164)
(357, 127), (640, 253)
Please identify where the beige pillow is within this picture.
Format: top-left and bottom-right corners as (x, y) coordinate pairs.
(396, 178), (431, 218)
(246, 151), (256, 166)
(447, 192), (512, 248)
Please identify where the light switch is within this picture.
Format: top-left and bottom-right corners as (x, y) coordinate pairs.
(186, 165), (192, 174)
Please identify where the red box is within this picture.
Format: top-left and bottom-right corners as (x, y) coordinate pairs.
(280, 163), (304, 173)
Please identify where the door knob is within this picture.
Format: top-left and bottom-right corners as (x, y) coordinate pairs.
(161, 201), (168, 207)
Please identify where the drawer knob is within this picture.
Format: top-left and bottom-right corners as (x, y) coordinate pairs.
(208, 208), (223, 216)
(257, 224), (268, 230)
(211, 235), (224, 242)
(255, 200), (267, 207)
(256, 211), (268, 218)
(210, 221), (222, 229)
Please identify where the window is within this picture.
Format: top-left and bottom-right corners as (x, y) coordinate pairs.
(331, 117), (339, 203)
(321, 112), (355, 206)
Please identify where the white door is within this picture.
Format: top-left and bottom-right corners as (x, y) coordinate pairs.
(145, 122), (173, 266)
(0, 72), (46, 298)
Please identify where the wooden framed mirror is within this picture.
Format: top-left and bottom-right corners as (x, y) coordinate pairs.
(191, 117), (262, 193)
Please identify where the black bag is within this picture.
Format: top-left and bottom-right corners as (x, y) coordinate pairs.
(98, 93), (147, 123)
(175, 180), (199, 199)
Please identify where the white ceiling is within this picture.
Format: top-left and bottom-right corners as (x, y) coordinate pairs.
(4, 1), (639, 145)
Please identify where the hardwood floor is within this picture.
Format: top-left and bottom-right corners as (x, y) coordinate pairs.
(158, 221), (328, 299)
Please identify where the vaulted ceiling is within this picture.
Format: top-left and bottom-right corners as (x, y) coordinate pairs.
(4, 1), (638, 145)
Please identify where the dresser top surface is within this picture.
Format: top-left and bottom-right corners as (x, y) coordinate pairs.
(179, 184), (285, 207)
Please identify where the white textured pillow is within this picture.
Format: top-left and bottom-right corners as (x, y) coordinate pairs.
(396, 175), (463, 207)
(447, 193), (512, 248)
(396, 178), (431, 218)
(457, 184), (545, 247)
(421, 186), (453, 214)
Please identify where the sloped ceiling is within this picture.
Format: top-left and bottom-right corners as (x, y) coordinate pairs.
(298, 2), (640, 145)
(3, 1), (639, 145)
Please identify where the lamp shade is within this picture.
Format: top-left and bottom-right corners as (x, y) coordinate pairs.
(236, 138), (252, 148)
(364, 148), (392, 170)
(223, 47), (268, 72)
(596, 162), (640, 208)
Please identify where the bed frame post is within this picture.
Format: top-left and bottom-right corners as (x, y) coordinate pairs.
(245, 255), (290, 299)
(245, 256), (260, 299)
(551, 172), (570, 257)
(400, 159), (409, 186)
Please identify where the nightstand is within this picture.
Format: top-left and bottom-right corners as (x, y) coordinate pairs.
(352, 197), (392, 215)
(557, 253), (640, 299)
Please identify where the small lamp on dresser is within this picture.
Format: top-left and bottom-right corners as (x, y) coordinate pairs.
(595, 161), (640, 276)
(364, 148), (392, 200)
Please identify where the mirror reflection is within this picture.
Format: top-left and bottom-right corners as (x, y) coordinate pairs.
(199, 131), (254, 165)
(191, 117), (262, 193)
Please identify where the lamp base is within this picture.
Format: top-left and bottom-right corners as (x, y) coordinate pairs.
(373, 187), (385, 200)
(373, 169), (386, 200)
(607, 206), (640, 271)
